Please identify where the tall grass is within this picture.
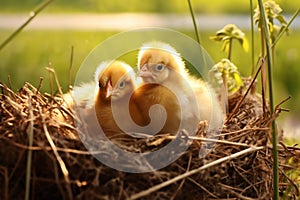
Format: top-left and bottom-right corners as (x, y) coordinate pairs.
(256, 0), (278, 198)
(188, 0), (299, 199)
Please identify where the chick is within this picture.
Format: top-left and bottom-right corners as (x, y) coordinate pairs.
(63, 60), (142, 139)
(94, 60), (143, 138)
(58, 81), (99, 139)
(137, 41), (223, 134)
(131, 82), (181, 135)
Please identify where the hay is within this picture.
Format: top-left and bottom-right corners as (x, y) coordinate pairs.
(0, 81), (299, 199)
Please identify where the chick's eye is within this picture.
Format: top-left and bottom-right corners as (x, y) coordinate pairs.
(119, 81), (125, 88)
(156, 64), (164, 71)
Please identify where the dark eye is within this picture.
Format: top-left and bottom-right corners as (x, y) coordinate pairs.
(98, 82), (102, 88)
(119, 81), (125, 88)
(156, 64), (164, 71)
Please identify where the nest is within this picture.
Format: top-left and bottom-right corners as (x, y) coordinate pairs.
(0, 81), (299, 200)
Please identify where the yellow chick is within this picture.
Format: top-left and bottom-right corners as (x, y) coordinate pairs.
(137, 41), (224, 134)
(94, 60), (143, 138)
(131, 82), (181, 135)
(62, 60), (142, 139)
(58, 82), (97, 139)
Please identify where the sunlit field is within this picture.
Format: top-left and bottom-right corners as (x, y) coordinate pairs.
(1, 29), (299, 122)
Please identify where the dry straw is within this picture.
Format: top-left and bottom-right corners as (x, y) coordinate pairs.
(0, 79), (299, 199)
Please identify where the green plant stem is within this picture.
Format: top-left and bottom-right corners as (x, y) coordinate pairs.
(250, 0), (255, 76)
(257, 0), (279, 199)
(0, 0), (54, 51)
(187, 0), (200, 44)
(272, 8), (300, 48)
(222, 74), (229, 114)
(187, 0), (208, 71)
(228, 39), (232, 60)
(259, 19), (267, 114)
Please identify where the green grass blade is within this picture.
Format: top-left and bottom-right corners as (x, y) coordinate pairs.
(250, 0), (255, 76)
(272, 8), (300, 48)
(186, 0), (208, 77)
(257, 0), (278, 199)
(187, 0), (201, 44)
(0, 0), (54, 51)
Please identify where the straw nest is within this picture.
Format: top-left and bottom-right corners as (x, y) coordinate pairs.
(0, 80), (299, 200)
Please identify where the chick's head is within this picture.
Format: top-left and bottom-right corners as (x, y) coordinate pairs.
(138, 41), (186, 84)
(95, 61), (137, 101)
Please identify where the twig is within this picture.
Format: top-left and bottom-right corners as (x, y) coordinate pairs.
(68, 46), (74, 91)
(0, 166), (9, 200)
(173, 163), (219, 198)
(187, 178), (219, 198)
(223, 186), (257, 200)
(46, 66), (64, 96)
(128, 146), (264, 200)
(39, 108), (73, 199)
(220, 127), (270, 137)
(275, 96), (291, 110)
(279, 168), (300, 197)
(1, 136), (105, 155)
(225, 57), (264, 124)
(170, 153), (192, 200)
(0, 83), (4, 95)
(0, 82), (20, 100)
(7, 75), (13, 90)
(48, 63), (54, 96)
(42, 147), (66, 198)
(36, 77), (44, 94)
(232, 164), (259, 195)
(25, 95), (34, 200)
(0, 0), (54, 51)
(167, 135), (252, 147)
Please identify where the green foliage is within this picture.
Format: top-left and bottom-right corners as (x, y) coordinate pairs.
(281, 157), (300, 199)
(210, 24), (249, 54)
(209, 23), (247, 110)
(209, 59), (243, 94)
(254, 0), (288, 43)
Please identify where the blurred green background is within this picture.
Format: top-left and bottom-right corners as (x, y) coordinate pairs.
(0, 0), (298, 14)
(0, 0), (299, 137)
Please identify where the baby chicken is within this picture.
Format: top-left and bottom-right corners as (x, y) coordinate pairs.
(63, 60), (142, 139)
(137, 41), (224, 134)
(56, 81), (97, 139)
(131, 82), (181, 135)
(94, 60), (143, 138)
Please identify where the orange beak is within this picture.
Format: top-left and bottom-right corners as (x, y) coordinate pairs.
(139, 64), (153, 78)
(105, 81), (113, 98)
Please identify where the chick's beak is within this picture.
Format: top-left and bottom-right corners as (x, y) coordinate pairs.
(138, 64), (153, 78)
(105, 81), (113, 98)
